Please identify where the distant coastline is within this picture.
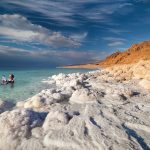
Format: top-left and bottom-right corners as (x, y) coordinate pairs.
(58, 64), (100, 69)
(63, 40), (150, 69)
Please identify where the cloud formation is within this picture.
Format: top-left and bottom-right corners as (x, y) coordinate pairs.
(1, 0), (133, 26)
(0, 14), (87, 48)
(103, 37), (126, 47)
(0, 45), (101, 67)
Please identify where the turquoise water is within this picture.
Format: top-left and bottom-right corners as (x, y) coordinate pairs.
(0, 68), (92, 102)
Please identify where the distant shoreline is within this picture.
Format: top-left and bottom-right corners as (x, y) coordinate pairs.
(58, 64), (102, 69)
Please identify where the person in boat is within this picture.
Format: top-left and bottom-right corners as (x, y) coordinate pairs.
(1, 75), (7, 84)
(8, 74), (15, 83)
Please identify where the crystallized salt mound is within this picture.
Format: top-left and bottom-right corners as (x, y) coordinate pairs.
(70, 88), (99, 104)
(43, 111), (69, 132)
(43, 104), (147, 150)
(0, 109), (47, 150)
(23, 95), (45, 108)
(17, 89), (66, 109)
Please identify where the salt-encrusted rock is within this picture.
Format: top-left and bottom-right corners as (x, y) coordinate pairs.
(24, 95), (46, 109)
(52, 73), (66, 80)
(52, 93), (64, 102)
(31, 127), (43, 138)
(43, 116), (89, 149)
(60, 89), (73, 99)
(45, 88), (56, 95)
(0, 109), (47, 150)
(51, 73), (67, 86)
(43, 111), (69, 132)
(19, 138), (46, 150)
(43, 113), (139, 150)
(32, 96), (45, 108)
(139, 79), (150, 90)
(23, 91), (66, 109)
(0, 99), (14, 113)
(69, 79), (83, 89)
(70, 88), (98, 104)
(16, 101), (25, 107)
(24, 100), (33, 108)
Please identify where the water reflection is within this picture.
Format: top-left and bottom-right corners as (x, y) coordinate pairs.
(10, 83), (14, 88)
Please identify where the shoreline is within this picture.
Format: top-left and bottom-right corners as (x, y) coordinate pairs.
(0, 60), (149, 149)
(59, 67), (100, 69)
(56, 65), (100, 69)
(59, 64), (101, 69)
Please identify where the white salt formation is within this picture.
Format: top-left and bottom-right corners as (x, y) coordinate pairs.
(0, 60), (150, 150)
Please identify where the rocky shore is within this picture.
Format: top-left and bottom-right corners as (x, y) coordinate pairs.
(0, 60), (150, 150)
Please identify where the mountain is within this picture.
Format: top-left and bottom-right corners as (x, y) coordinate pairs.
(64, 40), (150, 68)
(99, 40), (150, 67)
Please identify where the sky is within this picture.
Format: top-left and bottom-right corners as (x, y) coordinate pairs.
(0, 0), (150, 68)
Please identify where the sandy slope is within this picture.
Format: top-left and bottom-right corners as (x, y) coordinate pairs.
(0, 60), (149, 150)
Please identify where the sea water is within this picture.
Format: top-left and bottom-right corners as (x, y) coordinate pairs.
(0, 68), (92, 102)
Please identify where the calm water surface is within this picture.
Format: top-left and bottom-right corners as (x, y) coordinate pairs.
(0, 68), (93, 102)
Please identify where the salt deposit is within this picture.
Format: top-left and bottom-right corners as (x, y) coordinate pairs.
(0, 61), (149, 150)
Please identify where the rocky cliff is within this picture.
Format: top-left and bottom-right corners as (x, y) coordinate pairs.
(64, 40), (150, 68)
(99, 40), (150, 67)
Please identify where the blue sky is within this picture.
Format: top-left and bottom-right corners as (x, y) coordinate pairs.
(0, 0), (150, 67)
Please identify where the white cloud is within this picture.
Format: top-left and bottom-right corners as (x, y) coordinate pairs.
(0, 45), (92, 58)
(70, 33), (88, 42)
(0, 14), (87, 47)
(0, 45), (32, 56)
(103, 37), (126, 47)
(81, 2), (132, 22)
(0, 45), (100, 65)
(0, 27), (39, 41)
(1, 0), (134, 26)
(103, 37), (126, 41)
(108, 28), (129, 35)
(108, 41), (125, 46)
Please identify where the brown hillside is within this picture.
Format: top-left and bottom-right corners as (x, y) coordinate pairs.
(99, 40), (150, 67)
(63, 40), (150, 69)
